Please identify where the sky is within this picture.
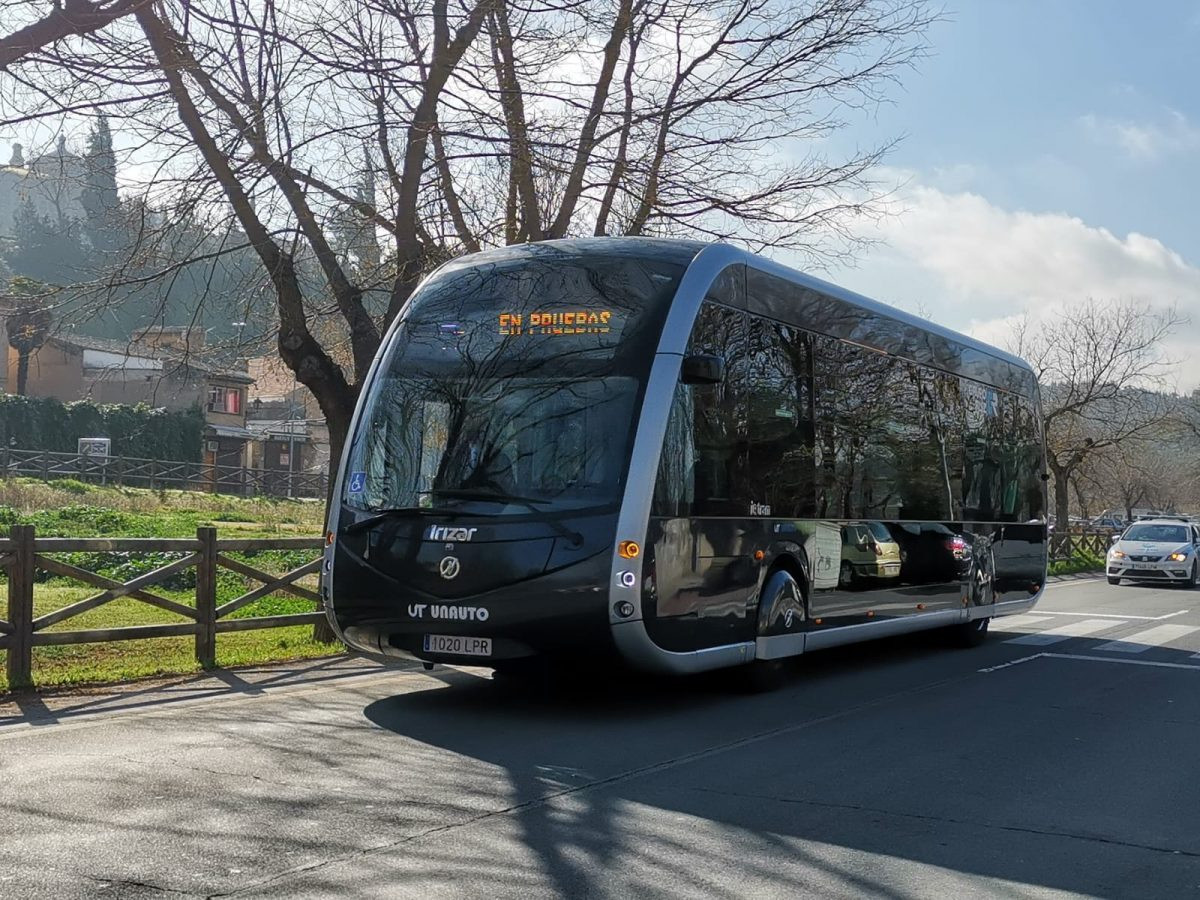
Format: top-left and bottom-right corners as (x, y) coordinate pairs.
(816, 0), (1200, 387)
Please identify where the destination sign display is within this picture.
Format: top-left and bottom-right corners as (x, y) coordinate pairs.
(498, 309), (614, 336)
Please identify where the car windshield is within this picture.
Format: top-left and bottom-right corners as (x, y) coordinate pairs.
(343, 252), (686, 514)
(1123, 524), (1189, 543)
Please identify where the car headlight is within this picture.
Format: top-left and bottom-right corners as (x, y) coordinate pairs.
(1110, 549), (1126, 559)
(1169, 551), (1189, 562)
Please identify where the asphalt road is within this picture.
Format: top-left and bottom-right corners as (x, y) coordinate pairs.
(3, 577), (1200, 899)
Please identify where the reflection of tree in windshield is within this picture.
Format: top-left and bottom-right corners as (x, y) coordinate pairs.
(347, 253), (684, 512)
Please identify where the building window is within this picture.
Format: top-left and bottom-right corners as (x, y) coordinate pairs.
(208, 386), (243, 414)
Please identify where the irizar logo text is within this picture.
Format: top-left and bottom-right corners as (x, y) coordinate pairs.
(408, 603), (490, 622)
(428, 525), (479, 542)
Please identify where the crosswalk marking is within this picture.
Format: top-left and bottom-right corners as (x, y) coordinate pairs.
(1094, 624), (1200, 654)
(991, 614), (1055, 631)
(1005, 618), (1115, 646)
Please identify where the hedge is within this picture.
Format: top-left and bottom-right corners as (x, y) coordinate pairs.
(0, 395), (204, 461)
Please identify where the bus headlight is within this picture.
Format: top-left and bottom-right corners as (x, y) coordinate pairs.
(616, 570), (636, 588)
(614, 600), (636, 618)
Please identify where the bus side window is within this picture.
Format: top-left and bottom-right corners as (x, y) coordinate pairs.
(744, 315), (815, 517)
(686, 301), (748, 517)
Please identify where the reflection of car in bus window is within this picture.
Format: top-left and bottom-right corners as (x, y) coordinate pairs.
(838, 521), (902, 587)
(886, 522), (971, 584)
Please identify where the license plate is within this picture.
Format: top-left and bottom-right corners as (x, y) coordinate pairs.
(423, 634), (492, 656)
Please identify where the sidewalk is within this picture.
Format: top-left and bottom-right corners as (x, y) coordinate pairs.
(0, 654), (419, 730)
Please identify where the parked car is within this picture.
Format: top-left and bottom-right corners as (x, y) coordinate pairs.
(1091, 516), (1125, 530)
(1107, 519), (1200, 587)
(839, 521), (902, 587)
(885, 522), (971, 584)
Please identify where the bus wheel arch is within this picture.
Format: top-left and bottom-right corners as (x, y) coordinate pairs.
(755, 555), (808, 637)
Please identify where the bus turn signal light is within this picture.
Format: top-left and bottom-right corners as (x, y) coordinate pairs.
(754, 550), (765, 561)
(325, 532), (334, 545)
(618, 541), (640, 559)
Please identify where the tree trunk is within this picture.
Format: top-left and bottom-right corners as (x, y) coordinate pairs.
(15, 350), (28, 395)
(1054, 469), (1071, 538)
(311, 385), (357, 645)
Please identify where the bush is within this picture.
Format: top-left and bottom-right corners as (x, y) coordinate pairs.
(0, 396), (204, 461)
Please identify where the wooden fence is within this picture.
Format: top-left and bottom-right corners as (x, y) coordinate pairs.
(0, 525), (326, 689)
(0, 448), (328, 499)
(1049, 530), (1113, 562)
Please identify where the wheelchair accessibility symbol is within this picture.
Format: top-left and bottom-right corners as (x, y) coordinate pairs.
(348, 471), (366, 493)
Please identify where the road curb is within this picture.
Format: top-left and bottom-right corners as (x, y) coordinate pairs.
(1047, 572), (1104, 583)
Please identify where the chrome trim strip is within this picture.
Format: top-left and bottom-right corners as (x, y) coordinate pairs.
(606, 245), (751, 674)
(755, 632), (806, 661)
(994, 594), (1044, 617)
(611, 623), (754, 674)
(802, 610), (966, 653)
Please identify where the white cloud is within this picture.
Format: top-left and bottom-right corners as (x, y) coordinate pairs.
(1079, 109), (1200, 161)
(825, 179), (1200, 387)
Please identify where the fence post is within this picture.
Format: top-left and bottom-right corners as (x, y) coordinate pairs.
(6, 524), (35, 689)
(195, 526), (218, 669)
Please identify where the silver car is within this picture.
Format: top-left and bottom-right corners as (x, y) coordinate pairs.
(1107, 519), (1200, 587)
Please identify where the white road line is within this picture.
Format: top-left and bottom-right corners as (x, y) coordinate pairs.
(1025, 610), (1189, 622)
(978, 653), (1049, 673)
(990, 614), (1055, 631)
(980, 652), (1200, 674)
(1005, 618), (1116, 646)
(1045, 653), (1200, 672)
(1094, 624), (1200, 654)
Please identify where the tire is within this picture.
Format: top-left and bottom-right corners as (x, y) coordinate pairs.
(947, 616), (989, 648)
(739, 568), (805, 692)
(736, 657), (788, 693)
(1107, 576), (1120, 585)
(838, 560), (854, 589)
(1189, 564), (1197, 589)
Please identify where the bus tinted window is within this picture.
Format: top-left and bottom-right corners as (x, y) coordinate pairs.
(344, 254), (685, 513)
(745, 317), (816, 517)
(652, 267), (1043, 525)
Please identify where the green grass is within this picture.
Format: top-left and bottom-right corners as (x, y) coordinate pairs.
(0, 477), (342, 694)
(1048, 551), (1104, 577)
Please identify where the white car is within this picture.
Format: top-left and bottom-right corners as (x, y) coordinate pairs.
(1107, 519), (1200, 587)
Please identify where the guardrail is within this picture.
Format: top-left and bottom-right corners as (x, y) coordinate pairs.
(0, 448), (329, 499)
(1049, 530), (1112, 562)
(0, 525), (326, 689)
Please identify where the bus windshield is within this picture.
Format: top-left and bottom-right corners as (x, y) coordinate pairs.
(343, 252), (686, 514)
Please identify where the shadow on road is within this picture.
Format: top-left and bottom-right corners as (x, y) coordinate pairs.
(353, 627), (1200, 898)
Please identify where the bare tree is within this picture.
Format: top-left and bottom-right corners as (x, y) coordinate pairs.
(1, 0), (935, 474)
(0, 0), (150, 69)
(1011, 300), (1185, 531)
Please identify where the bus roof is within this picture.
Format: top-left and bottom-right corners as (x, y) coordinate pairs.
(428, 237), (1036, 385)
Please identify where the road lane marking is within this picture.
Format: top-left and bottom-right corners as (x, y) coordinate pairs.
(977, 653), (1049, 673)
(1026, 610), (1189, 621)
(1095, 624), (1200, 654)
(1044, 652), (1200, 672)
(991, 614), (1055, 631)
(1005, 618), (1115, 645)
(981, 651), (1200, 674)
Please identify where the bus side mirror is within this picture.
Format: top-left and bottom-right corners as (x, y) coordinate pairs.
(681, 354), (725, 385)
